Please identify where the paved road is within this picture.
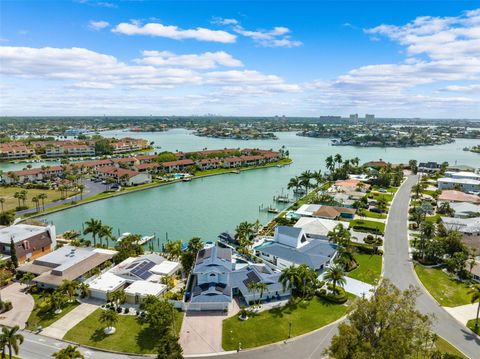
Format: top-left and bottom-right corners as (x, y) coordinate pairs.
(17, 180), (105, 216)
(15, 174), (480, 358)
(383, 175), (480, 359)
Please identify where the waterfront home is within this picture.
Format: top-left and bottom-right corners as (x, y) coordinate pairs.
(111, 138), (150, 154)
(95, 166), (151, 186)
(0, 223), (56, 264)
(87, 253), (179, 302)
(111, 157), (140, 167)
(196, 158), (223, 170)
(254, 226), (337, 271)
(134, 162), (161, 173)
(364, 160), (388, 168)
(295, 204), (356, 220)
(17, 245), (116, 289)
(418, 162), (442, 173)
(438, 190), (480, 204)
(332, 179), (371, 193)
(188, 246), (233, 311)
(79, 159), (115, 171)
(222, 156), (244, 168)
(437, 177), (480, 193)
(441, 217), (480, 236)
(294, 217), (348, 239)
(444, 171), (480, 181)
(3, 165), (64, 184)
(161, 159), (195, 173)
(0, 142), (35, 160)
(447, 202), (480, 218)
(187, 245), (289, 311)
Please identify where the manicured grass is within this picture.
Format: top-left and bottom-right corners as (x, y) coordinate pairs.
(414, 264), (472, 307)
(358, 210), (387, 219)
(368, 192), (393, 203)
(27, 294), (81, 330)
(0, 186), (67, 212)
(348, 254), (382, 285)
(349, 219), (385, 234)
(64, 308), (184, 354)
(425, 214), (441, 223)
(222, 295), (354, 350)
(435, 336), (468, 358)
(467, 319), (480, 336)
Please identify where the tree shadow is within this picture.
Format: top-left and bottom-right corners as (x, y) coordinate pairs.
(136, 326), (157, 351)
(90, 328), (108, 342)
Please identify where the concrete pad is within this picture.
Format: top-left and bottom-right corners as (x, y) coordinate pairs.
(0, 282), (34, 329)
(42, 303), (98, 339)
(179, 311), (226, 355)
(443, 304), (479, 325)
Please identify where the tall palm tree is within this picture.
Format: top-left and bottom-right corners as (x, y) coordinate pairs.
(279, 265), (300, 294)
(98, 224), (114, 248)
(0, 198), (4, 214)
(334, 154), (343, 168)
(325, 155), (334, 173)
(38, 193), (48, 211)
(312, 170), (323, 188)
(31, 196), (40, 212)
(52, 345), (84, 359)
(235, 221), (255, 246)
(59, 280), (79, 302)
(13, 192), (21, 208)
(323, 263), (346, 292)
(77, 184), (85, 200)
(468, 285), (480, 332)
(110, 289), (126, 308)
(327, 224), (351, 247)
(83, 218), (102, 247)
(0, 325), (24, 359)
(287, 176), (300, 193)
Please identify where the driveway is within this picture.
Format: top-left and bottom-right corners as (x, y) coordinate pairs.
(41, 303), (98, 339)
(0, 282), (34, 329)
(444, 304), (479, 326)
(179, 311), (227, 355)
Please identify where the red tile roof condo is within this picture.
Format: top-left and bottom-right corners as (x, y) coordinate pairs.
(96, 166), (140, 179)
(162, 159), (195, 167)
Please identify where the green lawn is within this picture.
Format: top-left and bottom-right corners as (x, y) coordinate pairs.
(358, 210), (387, 219)
(435, 336), (468, 358)
(414, 265), (472, 307)
(27, 294), (81, 330)
(467, 319), (480, 336)
(368, 192), (393, 203)
(425, 214), (442, 223)
(64, 308), (184, 354)
(0, 186), (68, 212)
(222, 295), (354, 350)
(349, 219), (385, 234)
(348, 254), (382, 285)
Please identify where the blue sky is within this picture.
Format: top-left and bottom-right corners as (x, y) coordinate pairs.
(0, 1), (479, 118)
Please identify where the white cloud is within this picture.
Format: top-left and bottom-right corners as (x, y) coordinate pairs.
(88, 20), (109, 30)
(135, 50), (243, 69)
(213, 18), (302, 47)
(112, 21), (236, 43)
(440, 84), (480, 93)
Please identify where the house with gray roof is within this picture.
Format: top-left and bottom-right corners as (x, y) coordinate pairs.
(441, 217), (480, 236)
(187, 245), (291, 311)
(254, 226), (337, 271)
(447, 202), (480, 218)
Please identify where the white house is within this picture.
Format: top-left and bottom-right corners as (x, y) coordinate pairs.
(437, 177), (480, 193)
(254, 226), (338, 271)
(294, 217), (348, 239)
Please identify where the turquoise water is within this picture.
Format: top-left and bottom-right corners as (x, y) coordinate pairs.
(2, 129), (478, 246)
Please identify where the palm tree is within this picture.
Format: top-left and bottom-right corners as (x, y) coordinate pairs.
(327, 224), (351, 247)
(13, 192), (21, 208)
(31, 196), (40, 212)
(279, 265), (300, 294)
(351, 157), (360, 168)
(287, 176), (300, 193)
(77, 184), (85, 200)
(468, 285), (480, 332)
(334, 154), (343, 168)
(59, 280), (79, 302)
(0, 325), (24, 359)
(312, 170), (323, 188)
(98, 224), (114, 247)
(83, 218), (102, 247)
(78, 282), (90, 299)
(52, 345), (84, 359)
(19, 272), (35, 290)
(100, 309), (118, 334)
(19, 190), (27, 207)
(0, 198), (4, 214)
(51, 289), (67, 313)
(325, 155), (334, 173)
(110, 289), (126, 308)
(164, 240), (183, 261)
(323, 263), (346, 292)
(235, 221), (255, 246)
(38, 193), (48, 211)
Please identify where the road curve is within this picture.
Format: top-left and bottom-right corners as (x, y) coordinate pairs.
(383, 174), (480, 359)
(17, 175), (480, 359)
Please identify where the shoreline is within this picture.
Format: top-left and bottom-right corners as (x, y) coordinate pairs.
(21, 158), (293, 221)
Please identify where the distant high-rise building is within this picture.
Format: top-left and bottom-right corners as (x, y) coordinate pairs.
(365, 114), (375, 120)
(349, 114), (358, 120)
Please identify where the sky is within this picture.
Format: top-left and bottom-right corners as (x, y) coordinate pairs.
(0, 0), (479, 118)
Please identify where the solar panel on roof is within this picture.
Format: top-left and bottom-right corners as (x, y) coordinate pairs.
(243, 271), (260, 287)
(130, 260), (155, 280)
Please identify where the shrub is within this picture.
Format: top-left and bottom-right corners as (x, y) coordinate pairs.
(116, 306), (122, 313)
(124, 307), (129, 314)
(321, 287), (348, 304)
